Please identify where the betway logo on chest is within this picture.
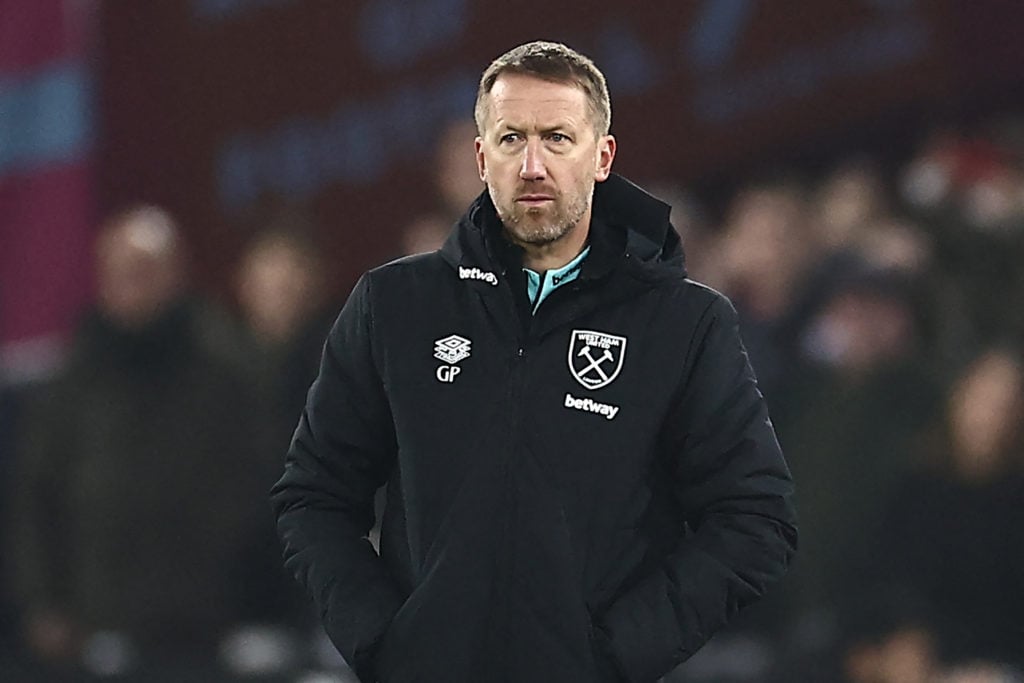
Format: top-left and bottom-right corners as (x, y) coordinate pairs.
(564, 392), (620, 420)
(459, 266), (498, 286)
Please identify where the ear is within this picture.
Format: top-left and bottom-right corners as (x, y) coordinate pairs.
(475, 137), (487, 182)
(595, 134), (616, 182)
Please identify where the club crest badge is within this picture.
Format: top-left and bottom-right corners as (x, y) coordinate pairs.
(567, 329), (627, 390)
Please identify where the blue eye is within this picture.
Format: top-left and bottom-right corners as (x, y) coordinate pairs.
(500, 133), (520, 144)
(548, 133), (570, 143)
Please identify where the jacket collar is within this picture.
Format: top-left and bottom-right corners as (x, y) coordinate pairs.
(440, 173), (686, 284)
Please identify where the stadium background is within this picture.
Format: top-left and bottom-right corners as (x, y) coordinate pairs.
(3, 1), (1024, 682)
(4, 0), (1022, 356)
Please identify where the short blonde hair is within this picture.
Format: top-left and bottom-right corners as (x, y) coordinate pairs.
(474, 41), (611, 137)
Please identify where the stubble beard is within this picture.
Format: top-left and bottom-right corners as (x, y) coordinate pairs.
(492, 179), (594, 247)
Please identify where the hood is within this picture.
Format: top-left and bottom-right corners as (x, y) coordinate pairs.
(593, 173), (687, 280)
(440, 173), (687, 282)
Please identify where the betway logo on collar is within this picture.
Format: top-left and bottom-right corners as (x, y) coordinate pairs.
(459, 266), (499, 286)
(564, 392), (620, 420)
(551, 261), (583, 286)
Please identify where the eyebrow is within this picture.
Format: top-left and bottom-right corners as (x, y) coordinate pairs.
(494, 121), (577, 134)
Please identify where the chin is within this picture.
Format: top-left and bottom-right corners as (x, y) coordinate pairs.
(512, 222), (568, 245)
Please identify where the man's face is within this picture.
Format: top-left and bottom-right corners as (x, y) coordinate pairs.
(475, 73), (615, 247)
(96, 215), (184, 330)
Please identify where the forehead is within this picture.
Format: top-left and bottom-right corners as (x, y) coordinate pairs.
(484, 73), (590, 128)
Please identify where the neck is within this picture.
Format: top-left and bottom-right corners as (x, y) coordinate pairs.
(517, 218), (591, 273)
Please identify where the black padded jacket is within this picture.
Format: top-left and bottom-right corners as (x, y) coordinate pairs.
(271, 174), (797, 683)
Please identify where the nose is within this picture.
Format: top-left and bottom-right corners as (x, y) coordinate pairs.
(520, 139), (546, 180)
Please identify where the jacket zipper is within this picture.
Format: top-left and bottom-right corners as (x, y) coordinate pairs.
(477, 278), (529, 681)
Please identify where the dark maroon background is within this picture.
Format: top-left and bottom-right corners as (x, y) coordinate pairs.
(95, 0), (1024, 301)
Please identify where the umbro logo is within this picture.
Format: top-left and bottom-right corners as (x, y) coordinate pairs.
(434, 334), (471, 382)
(435, 334), (471, 364)
(459, 266), (498, 286)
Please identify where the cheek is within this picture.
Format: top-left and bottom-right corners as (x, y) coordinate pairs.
(482, 154), (517, 181)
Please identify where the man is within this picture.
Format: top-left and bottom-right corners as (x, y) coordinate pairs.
(272, 41), (797, 683)
(9, 206), (276, 677)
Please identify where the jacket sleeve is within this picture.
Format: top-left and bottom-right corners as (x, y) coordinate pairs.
(270, 273), (404, 681)
(597, 294), (798, 682)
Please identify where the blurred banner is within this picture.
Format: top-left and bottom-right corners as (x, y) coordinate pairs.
(0, 0), (95, 382)
(88, 0), (1023, 297)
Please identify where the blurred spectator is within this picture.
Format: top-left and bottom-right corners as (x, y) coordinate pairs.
(236, 229), (324, 348)
(435, 117), (487, 219)
(5, 205), (279, 679)
(233, 222), (332, 433)
(877, 346), (1024, 670)
(712, 180), (819, 402)
(899, 124), (1024, 233)
(855, 217), (934, 276)
(804, 161), (945, 361)
(397, 214), (453, 257)
(767, 256), (941, 665)
(226, 222), (338, 640)
(839, 599), (939, 683)
(899, 124), (1024, 352)
(806, 158), (934, 277)
(812, 159), (889, 255)
(798, 261), (922, 377)
(844, 627), (937, 683)
(939, 663), (1024, 683)
(396, 117), (483, 256)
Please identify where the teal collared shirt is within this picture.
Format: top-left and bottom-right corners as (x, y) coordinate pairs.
(524, 246), (590, 315)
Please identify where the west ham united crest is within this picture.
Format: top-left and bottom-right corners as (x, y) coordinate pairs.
(568, 329), (627, 390)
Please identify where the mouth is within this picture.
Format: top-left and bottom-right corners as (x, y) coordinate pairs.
(516, 194), (555, 206)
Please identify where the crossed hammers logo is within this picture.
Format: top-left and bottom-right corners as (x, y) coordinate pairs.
(577, 345), (614, 382)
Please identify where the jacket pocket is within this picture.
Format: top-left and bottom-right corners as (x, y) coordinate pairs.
(372, 596), (410, 683)
(374, 579), (440, 683)
(589, 617), (626, 683)
(372, 551), (492, 682)
(586, 527), (649, 615)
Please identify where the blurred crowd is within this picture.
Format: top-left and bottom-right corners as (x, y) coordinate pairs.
(0, 206), (342, 682)
(2, 112), (1024, 682)
(661, 113), (1024, 682)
